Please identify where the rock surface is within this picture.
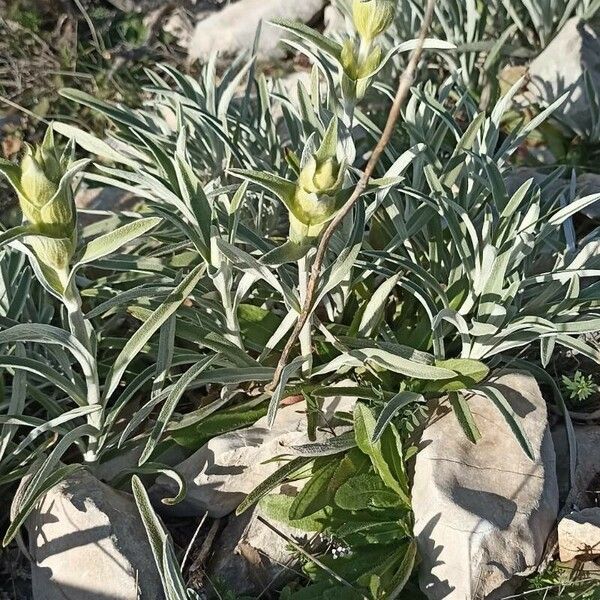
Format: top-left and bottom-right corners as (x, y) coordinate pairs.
(188, 0), (326, 63)
(207, 505), (307, 596)
(413, 370), (559, 600)
(558, 508), (600, 562)
(153, 391), (356, 518)
(27, 470), (164, 600)
(563, 425), (600, 511)
(528, 17), (600, 137)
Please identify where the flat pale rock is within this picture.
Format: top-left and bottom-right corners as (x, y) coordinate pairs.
(528, 17), (600, 137)
(27, 470), (164, 600)
(413, 370), (559, 600)
(153, 391), (356, 518)
(558, 508), (600, 562)
(188, 0), (326, 63)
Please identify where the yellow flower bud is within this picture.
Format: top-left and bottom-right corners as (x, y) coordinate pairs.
(2, 127), (80, 277)
(340, 38), (383, 101)
(298, 157), (341, 195)
(352, 0), (396, 42)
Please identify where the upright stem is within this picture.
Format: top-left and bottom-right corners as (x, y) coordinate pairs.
(267, 0), (438, 392)
(64, 279), (101, 463)
(297, 255), (313, 376)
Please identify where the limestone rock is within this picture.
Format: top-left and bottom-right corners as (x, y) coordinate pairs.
(188, 0), (326, 63)
(528, 18), (600, 137)
(413, 370), (559, 600)
(153, 391), (356, 518)
(27, 470), (164, 600)
(206, 505), (307, 596)
(558, 508), (600, 562)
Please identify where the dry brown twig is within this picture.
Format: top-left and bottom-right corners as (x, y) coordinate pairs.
(266, 0), (438, 393)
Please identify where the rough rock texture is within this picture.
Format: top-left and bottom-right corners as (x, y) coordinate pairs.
(153, 391), (355, 518)
(413, 370), (559, 600)
(558, 508), (600, 562)
(528, 17), (600, 136)
(27, 470), (164, 600)
(188, 0), (326, 63)
(206, 505), (307, 596)
(563, 426), (600, 511)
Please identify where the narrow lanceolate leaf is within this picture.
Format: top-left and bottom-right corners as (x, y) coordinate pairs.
(472, 385), (534, 460)
(357, 274), (400, 337)
(269, 18), (343, 59)
(77, 217), (162, 266)
(0, 356), (87, 406)
(290, 431), (357, 456)
(0, 343), (27, 462)
(139, 355), (216, 466)
(388, 539), (418, 599)
(104, 264), (205, 400)
(0, 226), (36, 249)
(448, 391), (482, 444)
(5, 424), (95, 546)
(52, 122), (140, 167)
(289, 459), (338, 520)
(236, 456), (313, 515)
(372, 391), (424, 442)
(267, 356), (304, 427)
(131, 476), (188, 600)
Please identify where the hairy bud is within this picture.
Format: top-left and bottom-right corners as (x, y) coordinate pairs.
(352, 0), (396, 42)
(1, 127), (80, 280)
(290, 119), (346, 242)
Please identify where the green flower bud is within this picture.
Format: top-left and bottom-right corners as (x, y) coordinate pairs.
(298, 156), (342, 195)
(20, 150), (58, 212)
(340, 38), (383, 101)
(289, 119), (346, 242)
(1, 126), (80, 279)
(352, 0), (396, 42)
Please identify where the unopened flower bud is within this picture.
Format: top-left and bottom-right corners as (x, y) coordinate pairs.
(0, 127), (80, 279)
(289, 119), (346, 242)
(340, 38), (383, 101)
(352, 0), (396, 42)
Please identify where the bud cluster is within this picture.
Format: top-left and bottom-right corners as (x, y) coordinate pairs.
(290, 118), (346, 242)
(341, 0), (397, 102)
(0, 127), (80, 284)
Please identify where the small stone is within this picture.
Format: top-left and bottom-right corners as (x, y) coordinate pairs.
(413, 370), (559, 600)
(188, 0), (326, 63)
(558, 508), (600, 562)
(27, 470), (164, 600)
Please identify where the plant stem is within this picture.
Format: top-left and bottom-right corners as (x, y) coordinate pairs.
(267, 0), (438, 392)
(297, 255), (313, 376)
(64, 280), (102, 463)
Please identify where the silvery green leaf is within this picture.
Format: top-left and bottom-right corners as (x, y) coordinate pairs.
(76, 217), (161, 267)
(104, 264), (205, 400)
(372, 392), (424, 442)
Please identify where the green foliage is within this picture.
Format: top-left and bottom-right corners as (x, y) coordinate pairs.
(0, 1), (599, 597)
(562, 370), (599, 404)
